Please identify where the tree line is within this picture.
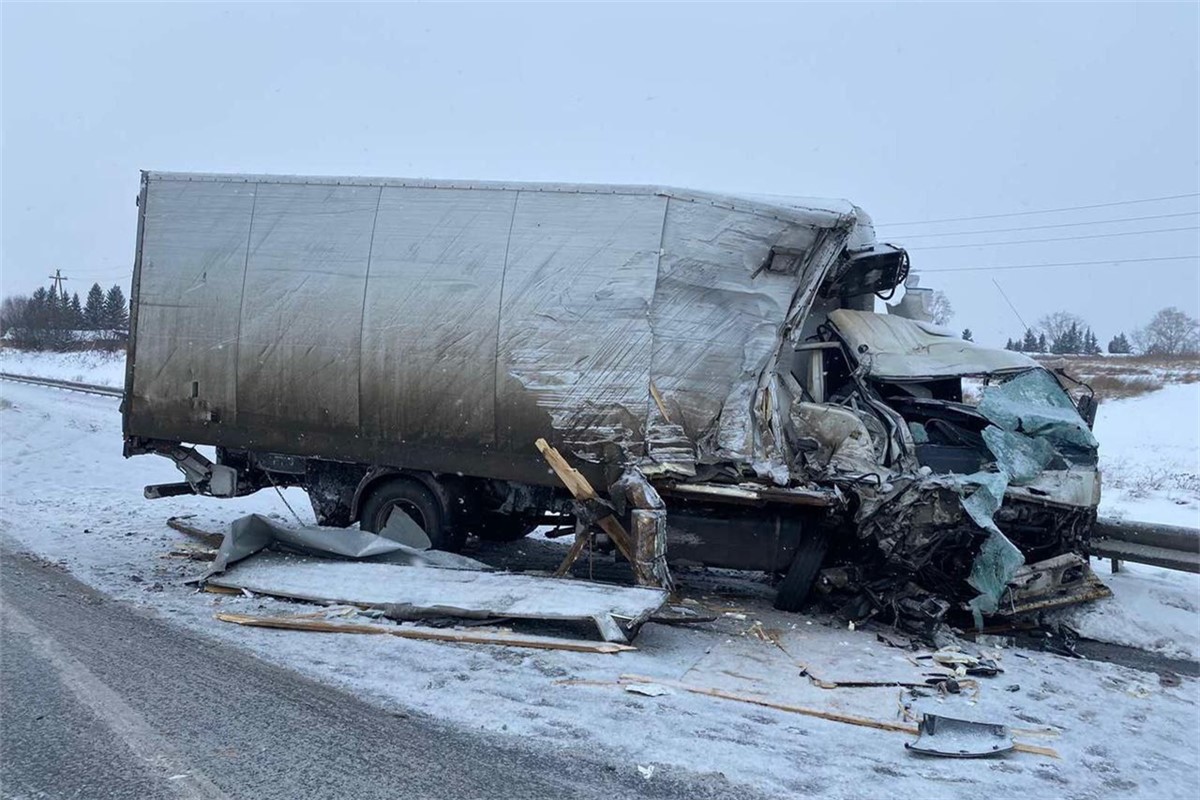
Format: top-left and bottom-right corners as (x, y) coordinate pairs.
(1, 281), (129, 351)
(1003, 307), (1199, 356)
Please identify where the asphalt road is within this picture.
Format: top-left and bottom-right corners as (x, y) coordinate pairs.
(0, 547), (760, 800)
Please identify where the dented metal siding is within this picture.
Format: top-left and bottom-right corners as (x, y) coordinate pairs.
(360, 187), (515, 447)
(496, 191), (667, 460)
(649, 201), (839, 467)
(127, 172), (858, 484)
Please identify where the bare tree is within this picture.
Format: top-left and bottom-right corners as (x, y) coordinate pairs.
(1132, 307), (1200, 355)
(0, 294), (29, 336)
(1037, 311), (1087, 347)
(928, 291), (954, 326)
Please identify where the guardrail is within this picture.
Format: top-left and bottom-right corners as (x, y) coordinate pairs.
(0, 371), (124, 398)
(1089, 518), (1200, 574)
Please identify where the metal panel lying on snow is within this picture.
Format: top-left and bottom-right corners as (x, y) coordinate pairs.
(208, 552), (669, 642)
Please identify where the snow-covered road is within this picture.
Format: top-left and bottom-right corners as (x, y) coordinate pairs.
(1, 376), (1198, 798)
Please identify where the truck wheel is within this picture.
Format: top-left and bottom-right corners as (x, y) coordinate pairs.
(359, 478), (465, 552)
(474, 513), (536, 543)
(773, 528), (830, 612)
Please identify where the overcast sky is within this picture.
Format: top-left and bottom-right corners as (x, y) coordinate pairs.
(3, 2), (1197, 345)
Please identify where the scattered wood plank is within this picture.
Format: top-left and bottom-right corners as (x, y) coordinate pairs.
(649, 381), (672, 424)
(569, 674), (1061, 759)
(554, 528), (591, 577)
(167, 516), (224, 548)
(166, 548), (217, 562)
(215, 612), (636, 654)
(534, 438), (638, 566)
(202, 584), (243, 596)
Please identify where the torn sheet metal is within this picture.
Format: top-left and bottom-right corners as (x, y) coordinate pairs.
(207, 552), (669, 643)
(199, 513), (485, 580)
(1000, 553), (1113, 615)
(905, 714), (1014, 758)
(829, 309), (1039, 380)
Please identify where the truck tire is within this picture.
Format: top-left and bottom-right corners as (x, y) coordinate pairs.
(773, 528), (830, 612)
(359, 477), (465, 553)
(474, 513), (536, 543)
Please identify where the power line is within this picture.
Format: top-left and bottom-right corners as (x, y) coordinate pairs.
(991, 278), (1029, 330)
(922, 255), (1197, 273)
(891, 211), (1199, 239)
(879, 192), (1200, 227)
(906, 225), (1199, 250)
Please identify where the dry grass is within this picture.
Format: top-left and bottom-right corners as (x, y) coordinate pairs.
(1033, 354), (1200, 401)
(1101, 460), (1200, 501)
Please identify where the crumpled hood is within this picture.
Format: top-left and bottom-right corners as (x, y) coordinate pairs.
(829, 309), (1039, 380)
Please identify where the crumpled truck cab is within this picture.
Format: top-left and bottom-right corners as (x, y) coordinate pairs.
(776, 306), (1104, 627)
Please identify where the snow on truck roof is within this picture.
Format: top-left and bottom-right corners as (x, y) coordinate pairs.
(142, 171), (862, 228)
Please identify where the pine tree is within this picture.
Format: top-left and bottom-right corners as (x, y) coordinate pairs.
(20, 287), (50, 348)
(1004, 338), (1015, 351)
(70, 293), (83, 329)
(1052, 322), (1081, 354)
(961, 328), (973, 342)
(103, 284), (129, 334)
(47, 283), (60, 328)
(84, 283), (105, 330)
(1108, 332), (1131, 354)
(1037, 332), (1048, 353)
(1022, 328), (1039, 352)
(41, 283), (76, 350)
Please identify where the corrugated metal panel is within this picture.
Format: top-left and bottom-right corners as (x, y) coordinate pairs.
(236, 182), (380, 432)
(143, 171), (855, 228)
(496, 191), (667, 461)
(360, 187), (515, 446)
(132, 178), (255, 427)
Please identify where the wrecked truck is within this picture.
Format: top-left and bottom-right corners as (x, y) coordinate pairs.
(122, 171), (1104, 623)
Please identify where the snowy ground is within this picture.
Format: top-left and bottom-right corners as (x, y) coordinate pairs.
(0, 348), (125, 387)
(1, 356), (1198, 798)
(1093, 382), (1200, 528)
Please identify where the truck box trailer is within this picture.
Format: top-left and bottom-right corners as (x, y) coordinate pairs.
(123, 171), (1102, 619)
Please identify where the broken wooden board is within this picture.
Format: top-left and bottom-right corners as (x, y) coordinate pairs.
(564, 675), (1058, 759)
(208, 552), (668, 643)
(216, 613), (636, 654)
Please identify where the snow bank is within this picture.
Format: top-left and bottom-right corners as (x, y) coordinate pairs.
(0, 348), (126, 387)
(1095, 382), (1200, 528)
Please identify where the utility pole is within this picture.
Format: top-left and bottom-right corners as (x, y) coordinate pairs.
(48, 268), (70, 294)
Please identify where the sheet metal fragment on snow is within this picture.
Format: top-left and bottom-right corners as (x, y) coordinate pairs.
(208, 551), (669, 642)
(198, 513), (485, 581)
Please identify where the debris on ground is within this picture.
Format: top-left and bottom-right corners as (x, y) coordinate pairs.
(204, 544), (667, 644)
(560, 674), (1059, 759)
(195, 513), (486, 580)
(904, 714), (1014, 758)
(215, 612), (636, 654)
